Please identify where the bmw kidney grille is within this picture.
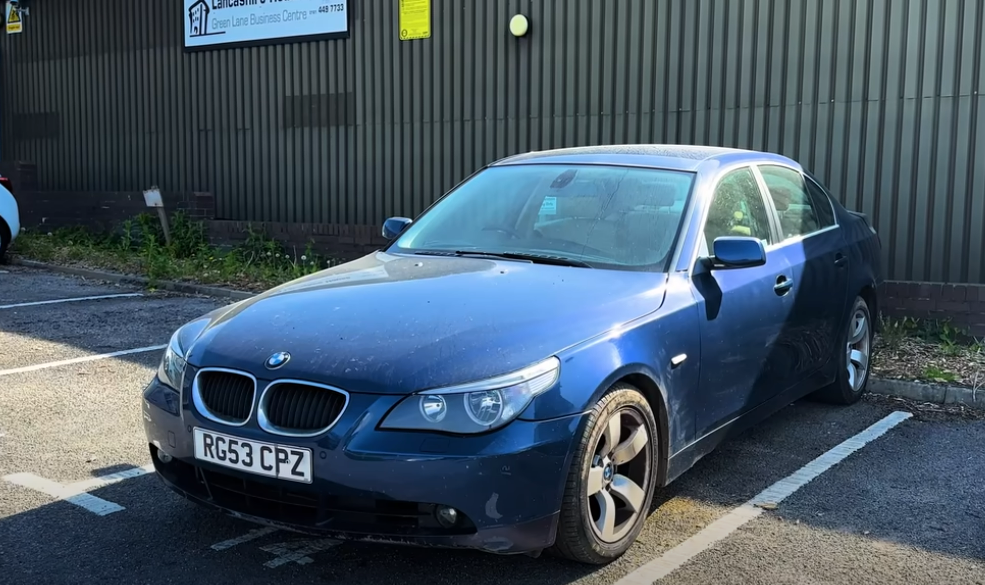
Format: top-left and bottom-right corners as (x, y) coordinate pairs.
(192, 369), (347, 436)
(193, 369), (257, 426)
(258, 381), (349, 437)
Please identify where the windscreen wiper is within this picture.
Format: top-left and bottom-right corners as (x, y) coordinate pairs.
(413, 249), (592, 268)
(455, 250), (593, 268)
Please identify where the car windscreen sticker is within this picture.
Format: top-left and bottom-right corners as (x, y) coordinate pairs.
(540, 196), (558, 215)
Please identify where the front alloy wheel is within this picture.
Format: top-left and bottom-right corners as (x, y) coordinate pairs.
(551, 383), (658, 564)
(587, 408), (650, 543)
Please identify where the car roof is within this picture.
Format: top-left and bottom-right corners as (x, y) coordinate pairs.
(490, 144), (799, 173)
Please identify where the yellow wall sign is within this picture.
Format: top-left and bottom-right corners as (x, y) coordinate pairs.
(6, 2), (22, 35)
(398, 0), (430, 41)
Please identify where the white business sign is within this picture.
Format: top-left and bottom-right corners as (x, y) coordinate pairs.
(184, 0), (349, 50)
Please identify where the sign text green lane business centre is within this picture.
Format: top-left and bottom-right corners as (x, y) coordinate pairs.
(184, 0), (349, 49)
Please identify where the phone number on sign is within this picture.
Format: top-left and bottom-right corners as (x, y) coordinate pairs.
(319, 3), (344, 12)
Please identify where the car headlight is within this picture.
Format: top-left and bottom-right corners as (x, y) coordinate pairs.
(157, 319), (208, 391)
(158, 330), (188, 391)
(379, 357), (560, 434)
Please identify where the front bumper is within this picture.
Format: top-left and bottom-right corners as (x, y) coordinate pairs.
(143, 377), (583, 554)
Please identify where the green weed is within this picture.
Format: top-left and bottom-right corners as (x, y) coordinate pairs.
(879, 314), (976, 354)
(921, 366), (958, 384)
(11, 215), (339, 292)
(878, 315), (919, 348)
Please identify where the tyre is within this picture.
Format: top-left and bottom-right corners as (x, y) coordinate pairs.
(550, 382), (658, 565)
(0, 225), (7, 264)
(812, 295), (874, 405)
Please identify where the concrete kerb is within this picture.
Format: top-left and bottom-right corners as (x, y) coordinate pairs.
(869, 378), (985, 410)
(8, 257), (255, 302)
(8, 257), (985, 412)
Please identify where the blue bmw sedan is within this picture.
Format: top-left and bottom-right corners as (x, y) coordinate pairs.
(143, 145), (882, 565)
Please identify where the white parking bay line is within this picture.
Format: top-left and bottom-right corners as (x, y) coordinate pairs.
(211, 527), (279, 551)
(260, 539), (341, 568)
(3, 463), (156, 516)
(0, 345), (166, 377)
(615, 410), (913, 585)
(70, 463), (155, 492)
(0, 293), (144, 310)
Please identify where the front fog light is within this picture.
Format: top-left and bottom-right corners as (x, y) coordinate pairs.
(420, 395), (447, 422)
(435, 505), (459, 528)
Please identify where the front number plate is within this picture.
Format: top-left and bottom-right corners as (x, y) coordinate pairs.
(193, 428), (313, 484)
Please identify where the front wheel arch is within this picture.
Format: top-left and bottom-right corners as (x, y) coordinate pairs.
(587, 367), (671, 488)
(549, 381), (660, 564)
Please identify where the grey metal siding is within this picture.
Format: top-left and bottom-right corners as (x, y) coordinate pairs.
(1, 0), (983, 283)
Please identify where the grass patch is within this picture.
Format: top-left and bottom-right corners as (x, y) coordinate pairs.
(879, 315), (976, 350)
(920, 366), (959, 384)
(875, 315), (984, 389)
(10, 213), (340, 292)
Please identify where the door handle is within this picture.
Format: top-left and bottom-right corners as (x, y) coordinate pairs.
(774, 275), (794, 296)
(834, 253), (847, 268)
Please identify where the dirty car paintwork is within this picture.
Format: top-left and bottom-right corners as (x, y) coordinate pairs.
(183, 251), (670, 395)
(144, 144), (882, 556)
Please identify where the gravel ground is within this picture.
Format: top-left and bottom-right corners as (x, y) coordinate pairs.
(1, 265), (983, 585)
(872, 334), (985, 387)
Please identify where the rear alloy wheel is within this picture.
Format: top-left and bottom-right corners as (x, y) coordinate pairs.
(550, 383), (657, 565)
(846, 306), (872, 392)
(813, 295), (873, 405)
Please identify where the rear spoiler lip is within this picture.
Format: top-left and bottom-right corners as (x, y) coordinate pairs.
(847, 209), (878, 236)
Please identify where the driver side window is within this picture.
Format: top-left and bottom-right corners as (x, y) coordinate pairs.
(703, 167), (773, 251)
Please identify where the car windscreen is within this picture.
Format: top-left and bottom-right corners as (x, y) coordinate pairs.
(390, 163), (697, 272)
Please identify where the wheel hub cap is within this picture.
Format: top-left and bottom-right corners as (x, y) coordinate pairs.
(846, 308), (871, 392)
(586, 408), (651, 544)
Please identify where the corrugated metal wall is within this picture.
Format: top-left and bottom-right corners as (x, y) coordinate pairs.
(2, 0), (983, 283)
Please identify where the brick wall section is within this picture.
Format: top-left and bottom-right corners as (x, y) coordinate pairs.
(12, 184), (382, 260)
(880, 281), (985, 335)
(14, 190), (215, 233)
(207, 220), (390, 260)
(178, 192), (216, 221)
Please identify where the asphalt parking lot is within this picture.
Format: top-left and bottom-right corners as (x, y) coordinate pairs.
(2, 264), (984, 585)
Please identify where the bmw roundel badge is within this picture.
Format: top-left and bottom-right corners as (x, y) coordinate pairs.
(265, 351), (291, 370)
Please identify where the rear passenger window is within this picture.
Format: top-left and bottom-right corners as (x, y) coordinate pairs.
(804, 177), (836, 228)
(758, 165), (821, 240)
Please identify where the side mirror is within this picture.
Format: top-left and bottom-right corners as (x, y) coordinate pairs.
(382, 217), (413, 240)
(710, 236), (766, 269)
